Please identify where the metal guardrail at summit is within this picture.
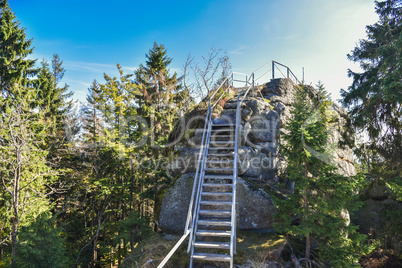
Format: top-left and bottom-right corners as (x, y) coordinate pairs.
(157, 60), (300, 268)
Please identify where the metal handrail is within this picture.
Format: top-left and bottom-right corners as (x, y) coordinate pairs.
(158, 60), (300, 267)
(229, 60), (301, 258)
(188, 103), (213, 252)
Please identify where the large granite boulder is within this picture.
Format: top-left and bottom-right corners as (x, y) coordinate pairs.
(160, 78), (357, 232)
(158, 173), (195, 234)
(158, 173), (276, 233)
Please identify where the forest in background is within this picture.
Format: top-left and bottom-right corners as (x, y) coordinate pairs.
(0, 0), (400, 267)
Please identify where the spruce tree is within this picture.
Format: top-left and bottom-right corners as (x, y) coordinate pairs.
(14, 213), (68, 268)
(0, 93), (56, 265)
(135, 42), (181, 144)
(341, 0), (402, 174)
(83, 79), (102, 144)
(274, 85), (370, 266)
(341, 0), (402, 250)
(0, 0), (36, 104)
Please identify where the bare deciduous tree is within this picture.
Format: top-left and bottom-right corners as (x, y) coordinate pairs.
(181, 47), (231, 103)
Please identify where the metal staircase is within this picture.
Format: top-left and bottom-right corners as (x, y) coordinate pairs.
(189, 121), (237, 266)
(157, 61), (300, 268)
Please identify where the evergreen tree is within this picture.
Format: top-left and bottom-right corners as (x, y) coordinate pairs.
(81, 64), (142, 265)
(135, 42), (182, 145)
(83, 80), (102, 144)
(14, 213), (68, 268)
(341, 0), (402, 250)
(0, 0), (36, 104)
(341, 0), (402, 175)
(35, 60), (56, 114)
(0, 94), (56, 265)
(274, 85), (370, 266)
(50, 54), (73, 127)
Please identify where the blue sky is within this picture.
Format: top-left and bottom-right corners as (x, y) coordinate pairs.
(10, 0), (378, 103)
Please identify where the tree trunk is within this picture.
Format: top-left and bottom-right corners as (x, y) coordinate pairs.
(304, 192), (311, 259)
(11, 159), (21, 265)
(303, 162), (311, 259)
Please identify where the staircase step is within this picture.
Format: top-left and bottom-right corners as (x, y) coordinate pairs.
(203, 183), (233, 187)
(211, 128), (235, 133)
(212, 123), (235, 128)
(210, 140), (235, 145)
(207, 152), (234, 157)
(206, 160), (234, 164)
(199, 210), (231, 216)
(205, 168), (233, 173)
(204, 175), (234, 179)
(198, 219), (231, 226)
(196, 230), (231, 237)
(210, 144), (235, 148)
(202, 192), (232, 197)
(208, 147), (235, 151)
(194, 241), (230, 249)
(200, 201), (232, 206)
(210, 137), (235, 142)
(192, 253), (231, 262)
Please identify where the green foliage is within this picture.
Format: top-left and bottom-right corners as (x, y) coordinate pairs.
(341, 0), (402, 252)
(274, 84), (371, 266)
(0, 0), (36, 104)
(14, 213), (68, 268)
(341, 0), (402, 175)
(0, 93), (57, 265)
(115, 212), (152, 245)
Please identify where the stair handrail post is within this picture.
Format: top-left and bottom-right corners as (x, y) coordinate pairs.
(233, 102), (240, 256)
(227, 76), (230, 95)
(185, 101), (210, 245)
(252, 73), (255, 96)
(272, 61), (275, 80)
(188, 99), (213, 254)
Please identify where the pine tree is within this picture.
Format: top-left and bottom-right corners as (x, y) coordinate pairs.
(83, 80), (102, 144)
(14, 213), (68, 268)
(134, 43), (184, 232)
(274, 84), (370, 266)
(35, 60), (56, 114)
(341, 0), (402, 251)
(341, 0), (402, 175)
(51, 54), (73, 126)
(0, 93), (56, 265)
(135, 42), (181, 144)
(0, 0), (36, 104)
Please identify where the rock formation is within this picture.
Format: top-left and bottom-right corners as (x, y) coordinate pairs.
(159, 78), (356, 233)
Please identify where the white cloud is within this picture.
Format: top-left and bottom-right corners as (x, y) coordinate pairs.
(64, 61), (137, 74)
(229, 45), (250, 55)
(64, 79), (91, 88)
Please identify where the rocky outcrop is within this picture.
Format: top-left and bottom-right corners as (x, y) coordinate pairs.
(159, 78), (357, 232)
(158, 173), (275, 233)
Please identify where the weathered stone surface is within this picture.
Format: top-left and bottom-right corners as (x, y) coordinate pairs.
(236, 178), (276, 229)
(262, 78), (297, 105)
(238, 146), (277, 179)
(160, 78), (358, 232)
(166, 148), (199, 178)
(158, 174), (276, 233)
(158, 173), (194, 234)
(366, 179), (391, 200)
(247, 109), (279, 143)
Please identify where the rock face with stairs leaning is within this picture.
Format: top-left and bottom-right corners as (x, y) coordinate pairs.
(160, 78), (356, 234)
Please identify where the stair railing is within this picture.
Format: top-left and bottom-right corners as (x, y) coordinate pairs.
(158, 61), (300, 267)
(186, 72), (250, 250)
(231, 60), (301, 258)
